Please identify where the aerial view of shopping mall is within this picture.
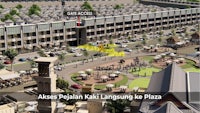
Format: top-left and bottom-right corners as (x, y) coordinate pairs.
(0, 0), (199, 113)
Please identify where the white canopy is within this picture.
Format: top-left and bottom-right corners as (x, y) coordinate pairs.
(25, 105), (37, 111)
(77, 109), (88, 113)
(170, 53), (176, 57)
(101, 76), (108, 80)
(0, 73), (20, 80)
(166, 60), (172, 64)
(86, 69), (93, 72)
(78, 71), (85, 74)
(19, 70), (26, 74)
(57, 103), (66, 108)
(109, 74), (116, 78)
(119, 85), (128, 89)
(114, 71), (121, 74)
(26, 101), (38, 106)
(32, 68), (38, 72)
(106, 84), (114, 88)
(80, 73), (87, 77)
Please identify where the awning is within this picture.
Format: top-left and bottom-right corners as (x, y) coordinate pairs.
(0, 73), (20, 80)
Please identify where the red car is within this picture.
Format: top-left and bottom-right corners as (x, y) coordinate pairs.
(4, 60), (11, 64)
(71, 84), (82, 89)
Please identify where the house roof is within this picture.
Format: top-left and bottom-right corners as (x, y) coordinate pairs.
(153, 102), (183, 113)
(166, 36), (180, 42)
(191, 32), (200, 39)
(147, 62), (186, 94)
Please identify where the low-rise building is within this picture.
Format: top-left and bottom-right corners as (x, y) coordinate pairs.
(0, 103), (15, 113)
(191, 32), (200, 44)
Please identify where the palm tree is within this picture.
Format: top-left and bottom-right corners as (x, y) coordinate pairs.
(4, 49), (18, 71)
(83, 50), (89, 63)
(58, 53), (66, 64)
(37, 49), (47, 57)
(106, 99), (131, 113)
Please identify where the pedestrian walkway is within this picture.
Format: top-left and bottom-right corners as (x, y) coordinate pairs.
(57, 52), (157, 85)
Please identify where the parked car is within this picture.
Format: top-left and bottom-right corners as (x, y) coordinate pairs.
(74, 53), (83, 57)
(19, 58), (26, 62)
(4, 60), (11, 64)
(124, 48), (132, 52)
(49, 53), (55, 57)
(71, 84), (82, 89)
(120, 44), (127, 48)
(93, 53), (102, 57)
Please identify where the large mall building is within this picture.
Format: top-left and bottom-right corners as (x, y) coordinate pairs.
(0, 0), (199, 53)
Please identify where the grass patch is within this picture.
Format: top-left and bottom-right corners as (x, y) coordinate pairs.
(128, 78), (150, 89)
(181, 59), (196, 69)
(142, 56), (154, 62)
(114, 75), (128, 87)
(71, 73), (83, 85)
(94, 85), (106, 90)
(184, 68), (200, 73)
(130, 67), (160, 76)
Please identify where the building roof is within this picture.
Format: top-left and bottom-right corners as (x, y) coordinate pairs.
(35, 57), (57, 63)
(191, 32), (200, 39)
(153, 102), (182, 113)
(0, 69), (20, 80)
(166, 36), (180, 42)
(139, 63), (200, 113)
(147, 62), (186, 94)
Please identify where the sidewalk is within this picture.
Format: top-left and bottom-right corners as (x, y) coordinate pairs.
(57, 52), (157, 85)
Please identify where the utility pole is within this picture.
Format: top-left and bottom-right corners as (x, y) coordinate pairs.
(61, 0), (65, 19)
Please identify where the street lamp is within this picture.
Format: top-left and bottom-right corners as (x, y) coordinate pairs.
(61, 0), (65, 19)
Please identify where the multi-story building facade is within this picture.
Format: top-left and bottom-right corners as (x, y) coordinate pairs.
(0, 8), (199, 53)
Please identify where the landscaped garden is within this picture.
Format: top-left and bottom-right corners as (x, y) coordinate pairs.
(71, 73), (128, 90)
(130, 67), (160, 76)
(128, 78), (150, 89)
(78, 44), (125, 57)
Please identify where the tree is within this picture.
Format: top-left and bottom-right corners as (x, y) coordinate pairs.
(81, 1), (94, 11)
(3, 49), (18, 71)
(83, 50), (89, 63)
(37, 49), (47, 57)
(58, 53), (66, 64)
(142, 40), (146, 45)
(16, 4), (23, 9)
(158, 37), (162, 43)
(0, 63), (5, 70)
(114, 4), (123, 9)
(56, 78), (69, 90)
(10, 9), (18, 16)
(60, 91), (79, 105)
(0, 4), (4, 9)
(2, 14), (14, 22)
(106, 99), (131, 113)
(171, 29), (176, 36)
(28, 4), (41, 16)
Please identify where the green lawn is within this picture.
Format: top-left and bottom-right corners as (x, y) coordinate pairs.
(130, 67), (160, 76)
(142, 56), (154, 62)
(181, 59), (196, 69)
(128, 78), (150, 89)
(184, 68), (200, 73)
(71, 73), (83, 85)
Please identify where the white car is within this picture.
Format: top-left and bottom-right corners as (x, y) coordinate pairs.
(74, 53), (83, 57)
(120, 44), (127, 48)
(124, 48), (132, 52)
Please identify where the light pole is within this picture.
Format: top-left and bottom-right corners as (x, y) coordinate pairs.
(61, 0), (65, 19)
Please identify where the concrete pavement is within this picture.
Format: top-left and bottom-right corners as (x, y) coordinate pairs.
(56, 51), (157, 85)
